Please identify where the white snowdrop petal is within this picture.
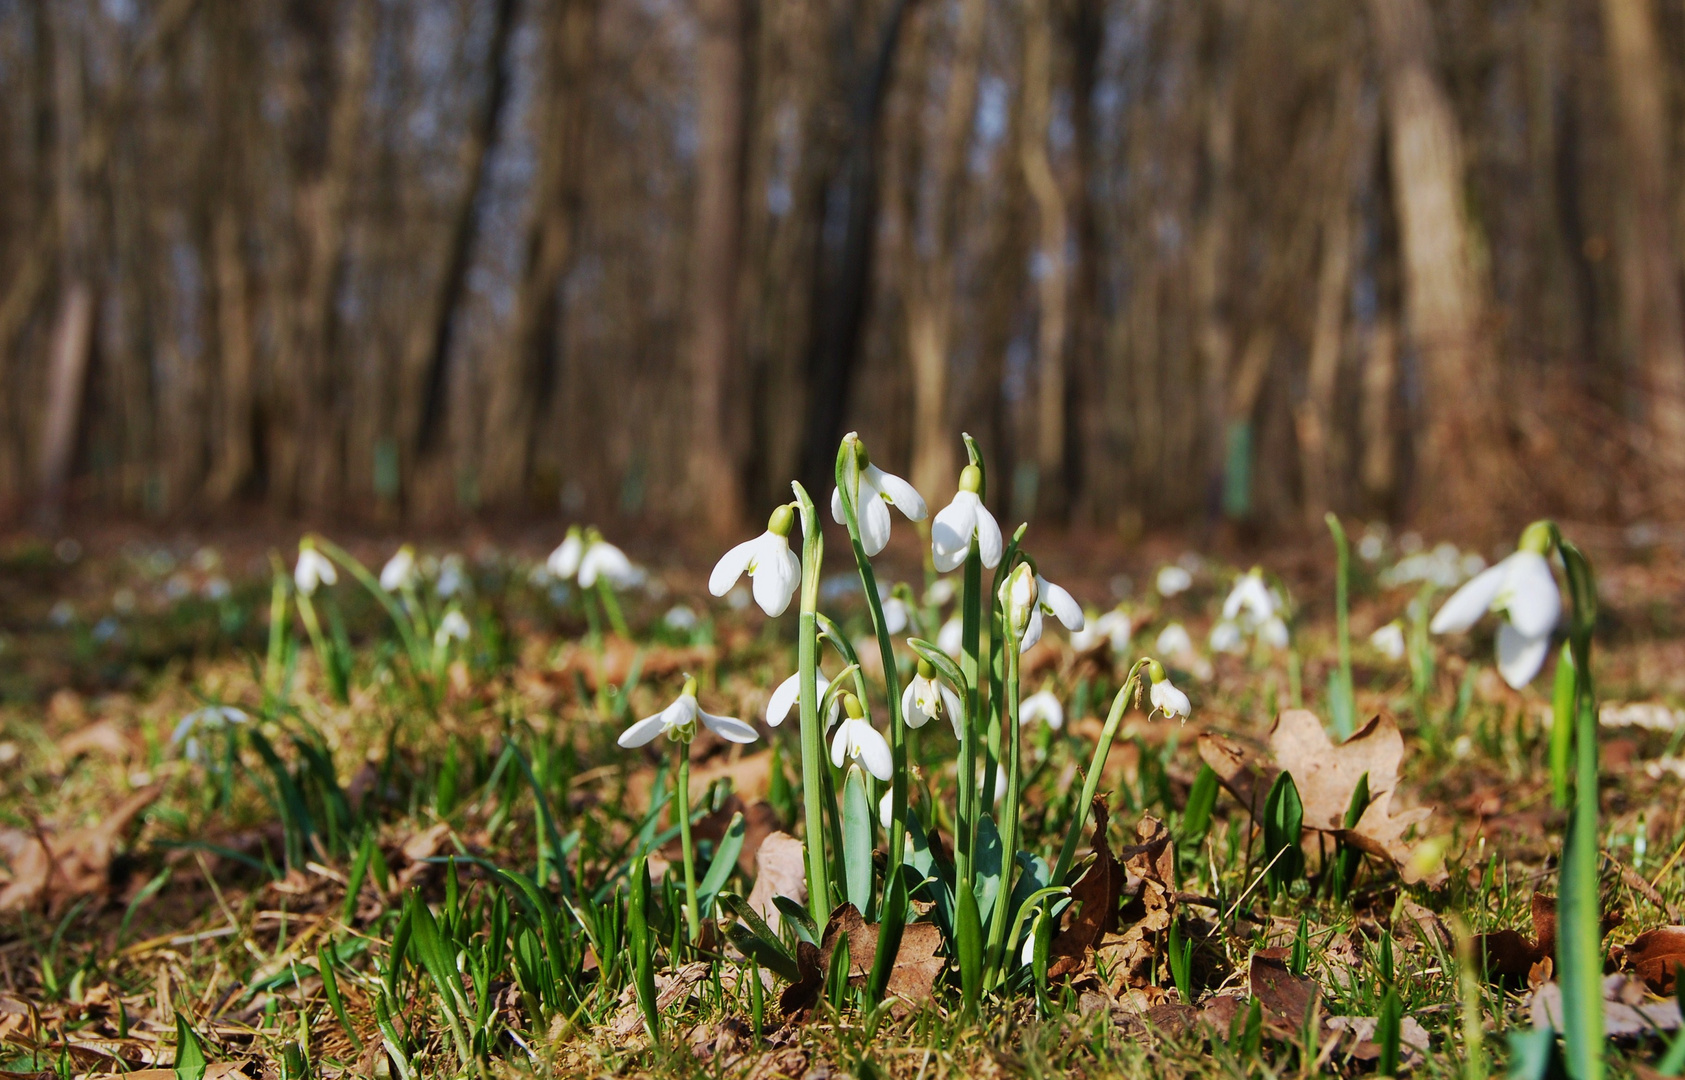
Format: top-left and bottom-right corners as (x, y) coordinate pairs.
(618, 713), (669, 748)
(830, 725), (849, 769)
(869, 465), (927, 521)
(900, 682), (924, 727)
(1042, 579), (1084, 631)
(1496, 622), (1552, 690)
(767, 673), (802, 727)
(709, 537), (760, 597)
(1019, 607), (1043, 653)
(1501, 551), (1561, 639)
(855, 724), (894, 781)
(1430, 562), (1507, 634)
(859, 495), (893, 556)
(702, 711), (761, 744)
(830, 486), (848, 526)
(548, 535), (584, 579)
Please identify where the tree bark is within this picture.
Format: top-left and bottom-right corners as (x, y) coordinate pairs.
(905, 0), (983, 507)
(1598, 0), (1685, 502)
(479, 0), (595, 510)
(1021, 0), (1069, 519)
(1366, 0), (1510, 529)
(688, 0), (751, 533)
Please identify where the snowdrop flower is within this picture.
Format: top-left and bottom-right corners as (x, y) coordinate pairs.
(925, 578), (956, 608)
(1259, 616), (1290, 650)
(1156, 622), (1194, 657)
(1222, 569), (1278, 626)
(766, 671), (832, 727)
(711, 504), (802, 617)
(1209, 620), (1245, 655)
(172, 705), (249, 763)
(1020, 688), (1064, 731)
(435, 609), (471, 648)
(830, 434), (927, 556)
(547, 527), (585, 580)
(931, 464), (1002, 572)
(830, 692), (892, 781)
(1369, 621), (1407, 661)
(1146, 661), (1191, 720)
(882, 593), (909, 635)
(1019, 574), (1085, 652)
(380, 546), (417, 591)
(1156, 565), (1193, 597)
(1430, 524), (1561, 688)
(294, 541), (337, 597)
(663, 604), (699, 631)
(1001, 563), (1038, 641)
(1071, 608), (1132, 656)
(578, 535), (637, 588)
(902, 660), (962, 737)
(435, 554), (465, 598)
(619, 678), (759, 747)
(937, 615), (964, 658)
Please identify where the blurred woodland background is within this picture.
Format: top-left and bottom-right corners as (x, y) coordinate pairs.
(0, 0), (1681, 540)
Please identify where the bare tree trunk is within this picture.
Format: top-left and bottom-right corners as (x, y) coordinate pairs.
(1065, 0), (1102, 522)
(277, 0), (376, 513)
(37, 282), (92, 518)
(405, 0), (518, 516)
(1367, 0), (1510, 529)
(688, 0), (750, 532)
(1598, 0), (1685, 503)
(480, 0), (595, 509)
(207, 208), (253, 503)
(905, 0), (983, 506)
(1361, 313), (1400, 501)
(1021, 0), (1069, 519)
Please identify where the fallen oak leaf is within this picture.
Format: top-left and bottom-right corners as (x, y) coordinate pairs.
(0, 785), (162, 912)
(1095, 816), (1177, 991)
(1249, 948), (1322, 1037)
(1529, 973), (1682, 1037)
(746, 832), (807, 937)
(1048, 795), (1124, 980)
(1625, 926), (1685, 994)
(1473, 893), (1557, 989)
(777, 905), (944, 1018)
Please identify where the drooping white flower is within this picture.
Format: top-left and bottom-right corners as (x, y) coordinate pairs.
(380, 546), (417, 592)
(619, 680), (759, 747)
(547, 527), (585, 580)
(1001, 563), (1038, 642)
(1147, 663), (1191, 720)
(938, 615), (964, 658)
(902, 662), (962, 737)
(831, 708), (892, 781)
(1209, 620), (1245, 655)
(1156, 565), (1193, 597)
(766, 671), (832, 727)
(663, 604), (699, 631)
(1156, 622), (1194, 657)
(931, 465), (1002, 572)
(435, 609), (471, 647)
(925, 578), (956, 608)
(1020, 688), (1064, 731)
(882, 594), (909, 635)
(1258, 616), (1290, 650)
(578, 538), (636, 588)
(1071, 608), (1132, 656)
(1222, 569), (1278, 626)
(1430, 536), (1561, 689)
(1019, 574), (1085, 652)
(710, 506), (802, 617)
(830, 436), (927, 556)
(294, 542), (337, 597)
(172, 705), (249, 764)
(1369, 621), (1406, 661)
(435, 554), (466, 598)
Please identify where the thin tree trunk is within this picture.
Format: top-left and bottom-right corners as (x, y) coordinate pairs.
(906, 0), (983, 505)
(688, 0), (750, 532)
(1598, 0), (1685, 502)
(406, 0), (519, 513)
(480, 0), (595, 509)
(1021, 0), (1069, 519)
(1065, 0), (1102, 522)
(37, 282), (93, 519)
(1367, 0), (1510, 529)
(1361, 313), (1399, 501)
(207, 207), (253, 503)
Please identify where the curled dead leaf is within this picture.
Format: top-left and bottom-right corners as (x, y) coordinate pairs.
(0, 785), (161, 912)
(1625, 926), (1685, 994)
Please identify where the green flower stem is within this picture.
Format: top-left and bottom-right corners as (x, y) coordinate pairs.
(313, 537), (428, 671)
(597, 579), (632, 640)
(833, 438), (909, 875)
(793, 483), (832, 915)
(1550, 523), (1602, 1080)
(264, 558), (289, 707)
(984, 624), (1023, 986)
(958, 435), (987, 880)
(673, 740), (702, 945)
(1051, 661), (1150, 887)
(293, 591), (335, 692)
(980, 526), (1027, 812)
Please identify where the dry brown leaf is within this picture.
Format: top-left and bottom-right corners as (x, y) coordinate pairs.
(1474, 893), (1557, 988)
(1328, 1014), (1431, 1069)
(89, 1065), (254, 1080)
(777, 904), (944, 1018)
(56, 721), (132, 762)
(1625, 926), (1685, 994)
(1530, 974), (1683, 1036)
(1095, 816), (1177, 991)
(747, 832), (807, 936)
(0, 785), (161, 912)
(1203, 710), (1440, 884)
(1048, 796), (1124, 980)
(1249, 948), (1321, 1035)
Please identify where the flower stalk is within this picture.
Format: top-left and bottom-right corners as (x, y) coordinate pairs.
(792, 482), (832, 915)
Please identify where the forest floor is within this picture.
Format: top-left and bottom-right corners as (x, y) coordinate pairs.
(0, 517), (1683, 1078)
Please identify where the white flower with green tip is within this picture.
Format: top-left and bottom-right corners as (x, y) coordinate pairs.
(619, 679), (759, 747)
